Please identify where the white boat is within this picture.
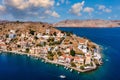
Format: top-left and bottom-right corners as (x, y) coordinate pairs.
(66, 67), (68, 70)
(41, 60), (44, 62)
(59, 75), (66, 79)
(70, 69), (73, 72)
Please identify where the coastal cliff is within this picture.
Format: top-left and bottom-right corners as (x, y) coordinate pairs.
(53, 20), (120, 27)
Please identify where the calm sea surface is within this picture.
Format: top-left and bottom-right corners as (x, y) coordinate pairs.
(0, 27), (120, 80)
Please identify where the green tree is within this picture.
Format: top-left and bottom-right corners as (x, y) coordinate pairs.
(57, 51), (62, 56)
(70, 49), (75, 56)
(47, 51), (54, 60)
(69, 42), (73, 44)
(29, 29), (35, 35)
(34, 36), (38, 40)
(43, 42), (46, 46)
(47, 37), (54, 42)
(26, 48), (29, 53)
(66, 32), (71, 36)
(17, 45), (21, 48)
(36, 44), (42, 47)
(6, 34), (9, 38)
(53, 32), (57, 36)
(66, 31), (72, 36)
(71, 62), (76, 67)
(80, 66), (84, 70)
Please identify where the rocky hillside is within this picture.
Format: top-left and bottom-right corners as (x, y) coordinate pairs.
(0, 21), (57, 36)
(53, 20), (120, 27)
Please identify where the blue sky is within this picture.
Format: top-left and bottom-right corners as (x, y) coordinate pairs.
(0, 0), (120, 23)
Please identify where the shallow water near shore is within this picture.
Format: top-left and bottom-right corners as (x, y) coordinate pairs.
(0, 27), (120, 80)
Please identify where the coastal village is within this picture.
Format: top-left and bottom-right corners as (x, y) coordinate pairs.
(0, 22), (102, 72)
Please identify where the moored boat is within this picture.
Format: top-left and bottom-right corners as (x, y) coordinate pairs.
(59, 75), (66, 79)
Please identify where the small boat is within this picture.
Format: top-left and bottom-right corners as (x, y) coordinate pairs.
(66, 67), (68, 70)
(59, 75), (66, 79)
(41, 60), (44, 62)
(70, 69), (73, 72)
(27, 54), (30, 56)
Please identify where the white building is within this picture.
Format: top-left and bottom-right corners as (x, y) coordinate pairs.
(10, 30), (15, 34)
(42, 35), (50, 39)
(73, 56), (84, 64)
(46, 29), (50, 34)
(85, 53), (91, 65)
(78, 44), (87, 53)
(64, 48), (70, 53)
(0, 42), (7, 50)
(57, 32), (64, 37)
(37, 33), (42, 38)
(58, 56), (65, 63)
(21, 33), (25, 38)
(94, 52), (101, 60)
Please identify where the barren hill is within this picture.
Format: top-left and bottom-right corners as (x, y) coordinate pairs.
(0, 21), (58, 36)
(53, 19), (120, 27)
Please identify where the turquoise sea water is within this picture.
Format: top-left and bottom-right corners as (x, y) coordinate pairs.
(0, 28), (120, 80)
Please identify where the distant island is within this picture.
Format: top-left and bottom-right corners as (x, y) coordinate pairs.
(53, 19), (120, 27)
(0, 22), (102, 72)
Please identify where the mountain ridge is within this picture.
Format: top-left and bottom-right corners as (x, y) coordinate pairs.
(53, 19), (120, 27)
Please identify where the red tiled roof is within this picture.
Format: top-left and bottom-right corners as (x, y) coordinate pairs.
(0, 44), (6, 46)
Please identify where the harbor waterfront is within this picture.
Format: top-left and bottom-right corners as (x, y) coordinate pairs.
(0, 37), (101, 72)
(0, 27), (120, 80)
(0, 50), (97, 72)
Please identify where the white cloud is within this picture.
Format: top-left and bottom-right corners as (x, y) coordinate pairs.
(4, 0), (28, 10)
(83, 7), (94, 13)
(56, 2), (60, 6)
(51, 11), (60, 18)
(69, 1), (85, 16)
(0, 5), (6, 11)
(45, 10), (52, 15)
(98, 5), (106, 10)
(27, 12), (39, 16)
(45, 10), (60, 18)
(60, 0), (64, 4)
(39, 16), (46, 19)
(98, 5), (112, 13)
(0, 0), (57, 19)
(0, 5), (6, 14)
(66, 0), (70, 4)
(29, 0), (54, 8)
(104, 8), (111, 13)
(4, 0), (55, 10)
(57, 0), (70, 5)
